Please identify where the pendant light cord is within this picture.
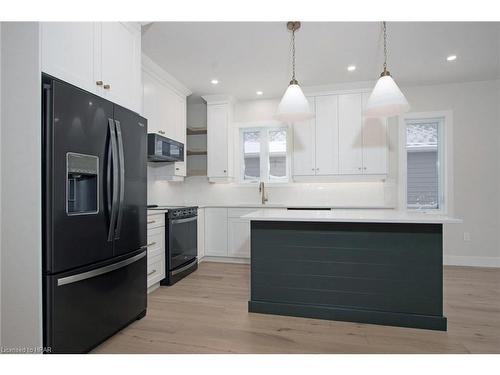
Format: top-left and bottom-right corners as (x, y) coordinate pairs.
(291, 28), (296, 83)
(383, 21), (387, 71)
(382, 21), (390, 76)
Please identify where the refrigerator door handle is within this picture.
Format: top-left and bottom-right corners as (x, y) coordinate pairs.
(114, 120), (125, 239)
(107, 118), (119, 242)
(57, 251), (146, 286)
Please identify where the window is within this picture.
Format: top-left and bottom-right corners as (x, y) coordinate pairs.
(404, 117), (444, 210)
(240, 127), (289, 183)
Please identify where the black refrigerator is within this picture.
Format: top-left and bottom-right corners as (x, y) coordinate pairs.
(42, 74), (148, 353)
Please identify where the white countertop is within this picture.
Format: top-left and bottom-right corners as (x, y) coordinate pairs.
(242, 209), (462, 224)
(153, 203), (392, 209)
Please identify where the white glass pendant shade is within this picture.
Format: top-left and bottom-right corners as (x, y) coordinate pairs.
(275, 84), (314, 123)
(364, 75), (410, 118)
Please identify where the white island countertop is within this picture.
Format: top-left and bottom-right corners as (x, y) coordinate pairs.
(243, 209), (462, 224)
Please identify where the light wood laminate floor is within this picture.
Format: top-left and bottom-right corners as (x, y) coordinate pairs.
(93, 262), (500, 353)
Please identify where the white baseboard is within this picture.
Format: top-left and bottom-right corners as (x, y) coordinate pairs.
(444, 255), (500, 268)
(200, 256), (250, 264)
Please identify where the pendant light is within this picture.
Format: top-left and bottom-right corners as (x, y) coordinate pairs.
(365, 21), (410, 118)
(275, 21), (314, 123)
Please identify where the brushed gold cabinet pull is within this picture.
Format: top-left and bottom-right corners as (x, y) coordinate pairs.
(96, 80), (103, 86)
(147, 242), (157, 247)
(147, 220), (156, 224)
(103, 84), (111, 89)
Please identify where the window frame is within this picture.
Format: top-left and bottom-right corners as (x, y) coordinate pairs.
(237, 122), (291, 185)
(398, 111), (454, 215)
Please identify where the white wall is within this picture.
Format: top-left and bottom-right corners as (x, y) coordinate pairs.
(0, 23), (43, 349)
(0, 22), (3, 348)
(152, 79), (500, 267)
(401, 80), (500, 266)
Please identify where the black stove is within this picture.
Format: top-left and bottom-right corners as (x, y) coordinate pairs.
(147, 205), (198, 285)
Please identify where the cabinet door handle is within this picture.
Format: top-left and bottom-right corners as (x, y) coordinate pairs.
(148, 269), (157, 276)
(147, 241), (157, 247)
(103, 84), (111, 89)
(363, 167), (367, 170)
(176, 167), (180, 171)
(147, 220), (156, 224)
(96, 80), (103, 86)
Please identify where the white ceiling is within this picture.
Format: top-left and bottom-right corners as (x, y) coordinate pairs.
(142, 22), (500, 100)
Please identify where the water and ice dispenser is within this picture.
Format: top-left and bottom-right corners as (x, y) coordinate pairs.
(66, 153), (99, 215)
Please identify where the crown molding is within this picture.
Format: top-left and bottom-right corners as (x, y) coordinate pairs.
(142, 53), (192, 97)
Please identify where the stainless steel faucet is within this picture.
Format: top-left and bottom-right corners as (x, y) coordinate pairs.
(259, 181), (268, 205)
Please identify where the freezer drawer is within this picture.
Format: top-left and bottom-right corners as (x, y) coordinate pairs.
(44, 251), (147, 353)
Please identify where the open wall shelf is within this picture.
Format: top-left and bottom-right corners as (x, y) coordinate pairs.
(187, 127), (207, 135)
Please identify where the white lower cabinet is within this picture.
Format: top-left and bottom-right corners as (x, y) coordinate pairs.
(203, 207), (285, 261)
(147, 254), (165, 289)
(204, 208), (228, 256)
(228, 219), (251, 258)
(146, 212), (166, 290)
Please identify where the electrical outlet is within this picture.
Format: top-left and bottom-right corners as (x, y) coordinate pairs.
(463, 232), (471, 242)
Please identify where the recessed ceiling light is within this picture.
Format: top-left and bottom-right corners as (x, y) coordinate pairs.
(256, 91), (263, 96)
(211, 79), (219, 85)
(347, 65), (356, 72)
(446, 55), (457, 62)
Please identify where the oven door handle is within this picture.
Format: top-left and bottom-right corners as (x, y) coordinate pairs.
(171, 216), (197, 225)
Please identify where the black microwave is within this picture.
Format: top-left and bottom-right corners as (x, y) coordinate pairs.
(147, 133), (184, 162)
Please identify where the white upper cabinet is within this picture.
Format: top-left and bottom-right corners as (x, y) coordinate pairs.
(361, 93), (388, 174)
(100, 23), (141, 113)
(41, 23), (98, 94)
(292, 97), (316, 176)
(40, 22), (142, 113)
(292, 91), (387, 180)
(142, 69), (185, 140)
(315, 95), (339, 175)
(204, 96), (234, 182)
(338, 93), (363, 174)
(142, 54), (191, 180)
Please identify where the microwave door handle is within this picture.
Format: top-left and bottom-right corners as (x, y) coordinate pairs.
(114, 120), (125, 239)
(107, 118), (119, 242)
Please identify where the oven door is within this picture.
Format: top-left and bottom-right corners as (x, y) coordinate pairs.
(168, 216), (197, 270)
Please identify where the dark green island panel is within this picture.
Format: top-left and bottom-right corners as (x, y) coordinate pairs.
(248, 221), (447, 331)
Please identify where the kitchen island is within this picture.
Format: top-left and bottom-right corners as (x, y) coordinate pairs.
(244, 209), (461, 331)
